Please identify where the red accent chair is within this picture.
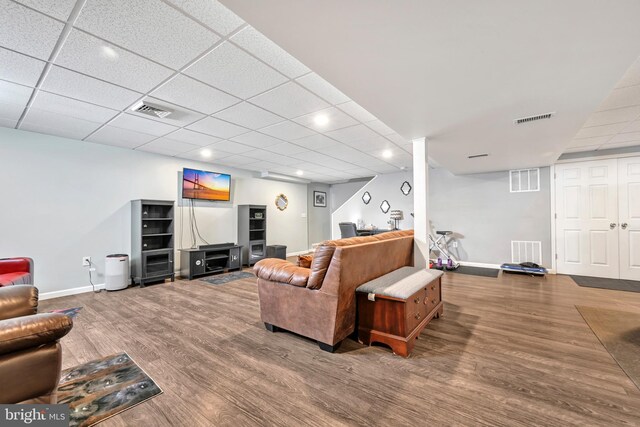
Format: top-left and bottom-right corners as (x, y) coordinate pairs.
(0, 258), (34, 287)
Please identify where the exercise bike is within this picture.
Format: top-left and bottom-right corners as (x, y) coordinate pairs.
(429, 230), (460, 270)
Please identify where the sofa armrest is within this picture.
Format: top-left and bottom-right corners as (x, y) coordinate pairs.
(0, 285), (39, 320)
(0, 313), (73, 356)
(253, 259), (310, 287)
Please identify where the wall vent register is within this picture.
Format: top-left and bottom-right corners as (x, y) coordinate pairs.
(131, 101), (172, 119)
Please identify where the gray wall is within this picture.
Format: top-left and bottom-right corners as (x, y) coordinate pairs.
(307, 183), (331, 245)
(329, 179), (371, 213)
(0, 127), (313, 295)
(429, 167), (552, 266)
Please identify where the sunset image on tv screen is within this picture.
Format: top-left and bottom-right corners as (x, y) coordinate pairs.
(182, 168), (231, 201)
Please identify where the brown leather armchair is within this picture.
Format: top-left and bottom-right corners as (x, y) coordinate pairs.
(0, 285), (73, 404)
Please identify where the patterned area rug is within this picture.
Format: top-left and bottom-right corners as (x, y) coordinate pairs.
(200, 271), (255, 285)
(57, 353), (162, 427)
(49, 306), (83, 319)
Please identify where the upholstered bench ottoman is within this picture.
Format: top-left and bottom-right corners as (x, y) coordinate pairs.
(356, 267), (443, 357)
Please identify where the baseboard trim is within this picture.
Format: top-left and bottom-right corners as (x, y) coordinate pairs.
(40, 283), (105, 301)
(458, 261), (502, 269)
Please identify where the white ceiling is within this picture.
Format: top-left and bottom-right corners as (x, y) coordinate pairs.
(0, 0), (412, 183)
(218, 0), (640, 174)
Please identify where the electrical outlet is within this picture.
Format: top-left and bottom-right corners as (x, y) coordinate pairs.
(452, 241), (458, 248)
(82, 256), (91, 267)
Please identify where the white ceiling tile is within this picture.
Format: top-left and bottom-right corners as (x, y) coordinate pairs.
(325, 144), (369, 161)
(598, 140), (640, 150)
(218, 154), (258, 166)
(343, 135), (393, 152)
(0, 80), (33, 122)
(294, 134), (341, 151)
(0, 48), (46, 87)
(243, 161), (281, 172)
(597, 85), (640, 111)
(269, 165), (304, 176)
(563, 145), (601, 153)
(0, 118), (17, 128)
(164, 0), (244, 36)
(337, 101), (378, 123)
(211, 140), (254, 154)
(386, 133), (409, 145)
(243, 149), (298, 165)
(249, 82), (329, 119)
(365, 120), (396, 136)
(176, 145), (234, 162)
(41, 66), (142, 110)
(259, 120), (316, 140)
(86, 125), (156, 148)
(567, 136), (611, 148)
(264, 142), (309, 155)
(151, 74), (239, 115)
(608, 131), (640, 144)
(14, 0), (76, 21)
(293, 107), (358, 132)
(0, 0), (64, 60)
(295, 73), (349, 104)
(289, 162), (334, 174)
(622, 120), (640, 133)
(325, 124), (380, 143)
(130, 97), (206, 127)
(161, 129), (220, 147)
(583, 106), (640, 127)
(231, 26), (310, 78)
(213, 102), (283, 129)
(616, 57), (640, 89)
(344, 167), (377, 176)
(75, 0), (219, 69)
(55, 30), (174, 92)
(20, 118), (100, 140)
(184, 42), (287, 99)
(230, 131), (283, 148)
(136, 137), (200, 156)
(573, 123), (629, 139)
(186, 116), (249, 139)
(370, 164), (403, 174)
(348, 154), (392, 168)
(27, 90), (117, 124)
(108, 113), (178, 137)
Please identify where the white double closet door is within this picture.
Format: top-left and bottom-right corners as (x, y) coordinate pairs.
(555, 157), (640, 280)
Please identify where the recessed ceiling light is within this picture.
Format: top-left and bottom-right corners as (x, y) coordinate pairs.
(296, 170), (304, 176)
(314, 114), (329, 126)
(382, 149), (393, 158)
(101, 46), (119, 61)
(200, 148), (212, 158)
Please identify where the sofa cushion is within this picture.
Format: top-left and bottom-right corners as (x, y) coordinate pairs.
(0, 272), (32, 287)
(297, 255), (313, 268)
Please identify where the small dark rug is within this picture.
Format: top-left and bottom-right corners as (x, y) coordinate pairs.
(49, 306), (83, 319)
(570, 275), (640, 293)
(576, 306), (640, 391)
(58, 352), (162, 427)
(200, 271), (255, 285)
(448, 266), (500, 278)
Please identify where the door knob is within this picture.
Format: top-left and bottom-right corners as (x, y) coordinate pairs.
(621, 223), (628, 229)
(610, 223), (617, 229)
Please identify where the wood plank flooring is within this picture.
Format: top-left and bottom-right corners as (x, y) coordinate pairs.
(38, 271), (640, 426)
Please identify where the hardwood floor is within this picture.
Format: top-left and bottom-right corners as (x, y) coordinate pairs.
(39, 271), (640, 426)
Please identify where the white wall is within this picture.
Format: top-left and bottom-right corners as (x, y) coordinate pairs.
(329, 179), (370, 213)
(307, 183), (331, 245)
(0, 128), (309, 294)
(331, 172), (415, 238)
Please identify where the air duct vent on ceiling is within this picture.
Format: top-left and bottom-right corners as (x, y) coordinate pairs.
(131, 102), (172, 118)
(514, 112), (555, 125)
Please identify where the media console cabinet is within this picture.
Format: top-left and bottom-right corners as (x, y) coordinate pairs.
(179, 243), (242, 280)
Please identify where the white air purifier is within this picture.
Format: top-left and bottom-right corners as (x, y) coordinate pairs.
(105, 254), (129, 291)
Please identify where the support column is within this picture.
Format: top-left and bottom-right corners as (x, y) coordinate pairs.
(412, 137), (429, 268)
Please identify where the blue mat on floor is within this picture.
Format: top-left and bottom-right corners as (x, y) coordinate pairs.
(200, 271), (255, 285)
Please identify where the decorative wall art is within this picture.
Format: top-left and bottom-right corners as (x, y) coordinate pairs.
(362, 191), (371, 205)
(380, 200), (391, 214)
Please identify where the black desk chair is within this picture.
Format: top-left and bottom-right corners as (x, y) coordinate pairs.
(339, 222), (371, 238)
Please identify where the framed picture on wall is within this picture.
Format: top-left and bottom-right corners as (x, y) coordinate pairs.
(313, 191), (327, 207)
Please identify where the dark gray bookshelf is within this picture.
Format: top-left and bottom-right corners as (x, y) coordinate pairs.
(237, 205), (266, 266)
(131, 199), (175, 287)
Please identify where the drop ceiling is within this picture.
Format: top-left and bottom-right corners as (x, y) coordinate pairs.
(0, 0), (412, 184)
(218, 0), (640, 174)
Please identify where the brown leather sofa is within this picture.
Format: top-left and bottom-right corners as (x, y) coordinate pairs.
(254, 230), (414, 352)
(0, 285), (73, 403)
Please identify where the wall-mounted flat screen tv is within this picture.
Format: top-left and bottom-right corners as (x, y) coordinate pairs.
(182, 168), (231, 201)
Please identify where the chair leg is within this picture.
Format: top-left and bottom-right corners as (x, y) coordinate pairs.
(318, 340), (342, 353)
(264, 323), (280, 332)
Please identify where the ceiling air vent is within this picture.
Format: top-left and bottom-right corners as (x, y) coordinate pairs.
(514, 112), (555, 125)
(131, 101), (172, 119)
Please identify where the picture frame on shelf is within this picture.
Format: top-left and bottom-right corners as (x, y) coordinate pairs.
(314, 191), (327, 207)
